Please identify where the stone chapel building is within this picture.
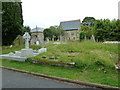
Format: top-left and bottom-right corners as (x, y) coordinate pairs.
(59, 19), (81, 41)
(30, 26), (45, 46)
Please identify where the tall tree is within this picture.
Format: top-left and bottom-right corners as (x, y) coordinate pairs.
(82, 17), (95, 26)
(2, 2), (23, 45)
(43, 25), (64, 40)
(22, 26), (31, 35)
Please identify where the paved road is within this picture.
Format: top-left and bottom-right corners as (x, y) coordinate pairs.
(2, 69), (97, 89)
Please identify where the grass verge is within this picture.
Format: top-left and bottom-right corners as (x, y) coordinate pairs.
(1, 59), (119, 87)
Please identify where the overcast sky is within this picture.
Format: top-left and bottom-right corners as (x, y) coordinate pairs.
(21, 0), (119, 29)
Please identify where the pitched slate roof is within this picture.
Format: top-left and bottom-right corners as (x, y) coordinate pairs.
(60, 19), (81, 30)
(31, 26), (44, 33)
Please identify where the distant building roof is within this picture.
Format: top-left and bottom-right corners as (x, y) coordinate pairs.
(31, 26), (44, 33)
(60, 19), (81, 30)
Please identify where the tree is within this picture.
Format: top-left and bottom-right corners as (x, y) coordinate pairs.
(79, 31), (85, 41)
(22, 26), (31, 35)
(82, 17), (96, 26)
(93, 19), (120, 41)
(80, 25), (93, 40)
(43, 25), (64, 40)
(80, 18), (119, 42)
(2, 2), (23, 45)
(44, 28), (53, 40)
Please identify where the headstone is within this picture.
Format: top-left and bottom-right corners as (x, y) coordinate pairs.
(19, 35), (24, 45)
(52, 36), (55, 41)
(52, 37), (54, 41)
(38, 48), (47, 53)
(84, 36), (87, 40)
(46, 38), (50, 42)
(23, 32), (31, 49)
(91, 35), (95, 42)
(57, 38), (59, 41)
(13, 35), (24, 46)
(10, 45), (13, 48)
(0, 32), (47, 61)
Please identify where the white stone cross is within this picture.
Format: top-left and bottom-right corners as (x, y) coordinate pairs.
(23, 32), (31, 49)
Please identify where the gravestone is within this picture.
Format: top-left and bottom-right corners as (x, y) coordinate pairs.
(0, 32), (47, 61)
(84, 36), (87, 40)
(52, 37), (54, 41)
(21, 32), (34, 57)
(52, 36), (56, 41)
(13, 35), (24, 46)
(23, 32), (31, 49)
(46, 38), (50, 42)
(57, 38), (60, 41)
(91, 35), (95, 42)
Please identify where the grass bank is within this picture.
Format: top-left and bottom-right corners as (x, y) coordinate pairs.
(33, 40), (118, 68)
(1, 40), (119, 87)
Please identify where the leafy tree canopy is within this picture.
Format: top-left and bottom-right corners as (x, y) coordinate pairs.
(80, 18), (120, 42)
(22, 26), (31, 35)
(82, 17), (96, 26)
(2, 2), (23, 45)
(43, 25), (64, 40)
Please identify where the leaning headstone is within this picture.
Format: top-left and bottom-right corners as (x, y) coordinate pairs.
(19, 35), (24, 45)
(13, 35), (24, 46)
(52, 37), (54, 41)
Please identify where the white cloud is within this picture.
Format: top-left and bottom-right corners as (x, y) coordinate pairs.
(21, 0), (119, 29)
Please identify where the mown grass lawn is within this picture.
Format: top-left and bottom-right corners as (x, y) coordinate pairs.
(1, 40), (119, 87)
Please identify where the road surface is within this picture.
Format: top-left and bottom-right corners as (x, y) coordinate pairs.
(2, 69), (97, 89)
